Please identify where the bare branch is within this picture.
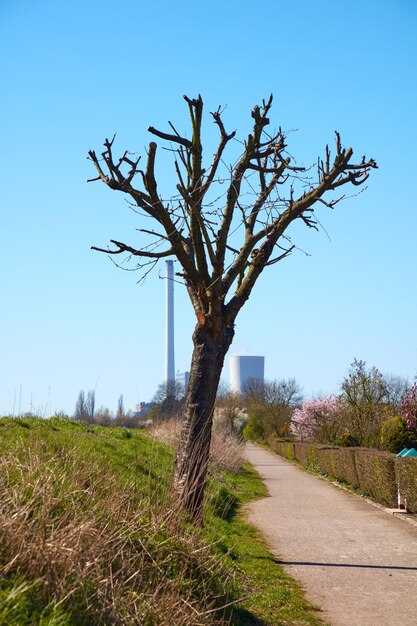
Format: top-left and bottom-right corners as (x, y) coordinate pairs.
(264, 244), (295, 266)
(147, 126), (192, 149)
(198, 108), (236, 202)
(89, 97), (377, 332)
(91, 239), (174, 258)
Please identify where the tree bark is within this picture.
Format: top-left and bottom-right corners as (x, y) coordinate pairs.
(174, 320), (235, 522)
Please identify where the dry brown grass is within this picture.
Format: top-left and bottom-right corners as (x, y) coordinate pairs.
(150, 419), (244, 474)
(0, 438), (236, 625)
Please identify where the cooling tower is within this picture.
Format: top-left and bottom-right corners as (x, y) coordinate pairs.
(230, 356), (265, 394)
(165, 260), (175, 386)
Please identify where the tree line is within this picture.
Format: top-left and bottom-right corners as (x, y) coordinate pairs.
(244, 359), (417, 453)
(73, 391), (139, 428)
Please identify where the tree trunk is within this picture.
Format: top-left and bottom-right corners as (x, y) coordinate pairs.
(174, 321), (234, 522)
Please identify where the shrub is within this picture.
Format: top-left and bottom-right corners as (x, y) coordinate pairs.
(337, 431), (360, 447)
(242, 414), (264, 442)
(151, 418), (244, 474)
(380, 416), (417, 453)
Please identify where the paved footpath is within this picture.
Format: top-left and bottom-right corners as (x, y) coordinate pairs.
(244, 443), (417, 626)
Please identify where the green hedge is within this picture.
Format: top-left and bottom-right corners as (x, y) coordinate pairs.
(266, 436), (417, 512)
(354, 450), (397, 507)
(332, 448), (359, 488)
(268, 439), (295, 461)
(396, 458), (417, 512)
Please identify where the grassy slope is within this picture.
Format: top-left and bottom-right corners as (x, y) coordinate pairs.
(0, 417), (325, 626)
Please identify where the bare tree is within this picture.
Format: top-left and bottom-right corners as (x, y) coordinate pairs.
(85, 390), (96, 424)
(152, 380), (185, 404)
(117, 394), (125, 421)
(89, 95), (377, 521)
(150, 380), (185, 420)
(264, 378), (303, 408)
(242, 378), (267, 404)
(95, 405), (113, 426)
(74, 390), (87, 421)
(244, 378), (303, 440)
(384, 374), (410, 412)
(214, 384), (246, 436)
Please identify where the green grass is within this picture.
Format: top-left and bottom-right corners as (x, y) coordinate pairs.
(0, 416), (325, 625)
(204, 465), (324, 625)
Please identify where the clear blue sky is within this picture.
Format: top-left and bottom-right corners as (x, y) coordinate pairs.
(1, 0), (416, 416)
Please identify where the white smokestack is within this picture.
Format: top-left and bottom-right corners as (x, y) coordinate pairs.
(165, 260), (175, 388)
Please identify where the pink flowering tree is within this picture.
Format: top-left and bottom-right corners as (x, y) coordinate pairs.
(401, 383), (417, 434)
(291, 396), (341, 444)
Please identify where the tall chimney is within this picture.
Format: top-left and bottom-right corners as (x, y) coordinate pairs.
(165, 260), (175, 390)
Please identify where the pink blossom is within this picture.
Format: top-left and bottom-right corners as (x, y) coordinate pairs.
(291, 396), (340, 441)
(401, 383), (417, 434)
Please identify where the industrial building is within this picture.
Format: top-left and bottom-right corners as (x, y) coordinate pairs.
(176, 370), (190, 394)
(230, 355), (265, 394)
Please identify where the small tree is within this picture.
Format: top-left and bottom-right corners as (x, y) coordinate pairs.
(89, 96), (376, 521)
(246, 378), (303, 439)
(291, 396), (341, 444)
(339, 359), (391, 447)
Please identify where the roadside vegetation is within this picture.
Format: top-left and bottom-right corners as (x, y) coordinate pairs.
(0, 416), (324, 626)
(243, 359), (417, 454)
(241, 361), (417, 513)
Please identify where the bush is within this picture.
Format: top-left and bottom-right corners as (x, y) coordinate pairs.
(380, 416), (417, 453)
(242, 414), (264, 442)
(337, 431), (360, 447)
(151, 418), (245, 474)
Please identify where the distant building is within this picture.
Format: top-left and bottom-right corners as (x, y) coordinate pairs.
(133, 402), (154, 419)
(230, 356), (265, 394)
(176, 370), (190, 394)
